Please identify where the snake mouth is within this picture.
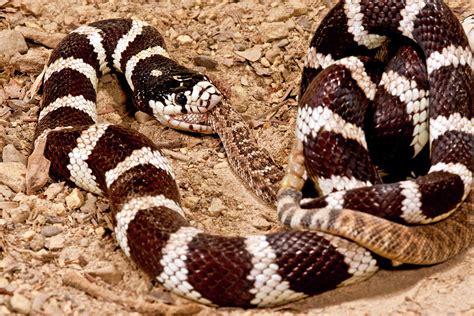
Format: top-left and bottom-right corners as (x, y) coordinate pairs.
(187, 80), (223, 114)
(155, 112), (214, 134)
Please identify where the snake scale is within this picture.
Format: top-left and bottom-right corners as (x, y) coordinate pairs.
(30, 0), (472, 308)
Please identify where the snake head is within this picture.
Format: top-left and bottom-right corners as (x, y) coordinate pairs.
(138, 67), (223, 134)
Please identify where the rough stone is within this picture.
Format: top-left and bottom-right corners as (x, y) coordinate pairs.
(80, 193), (98, 213)
(45, 235), (65, 251)
(65, 188), (84, 210)
(134, 111), (152, 123)
(176, 34), (193, 45)
(40, 225), (63, 237)
(86, 264), (124, 285)
(29, 234), (45, 251)
(260, 22), (289, 42)
(15, 26), (64, 49)
(182, 195), (200, 209)
(0, 30), (28, 57)
(9, 47), (50, 74)
(234, 46), (262, 62)
(9, 292), (31, 314)
(193, 55), (218, 69)
(0, 162), (26, 193)
(9, 204), (30, 223)
(208, 197), (226, 216)
(44, 182), (65, 200)
(2, 144), (26, 164)
(251, 216), (272, 230)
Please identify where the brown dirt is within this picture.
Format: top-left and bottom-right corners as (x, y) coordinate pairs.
(0, 0), (473, 315)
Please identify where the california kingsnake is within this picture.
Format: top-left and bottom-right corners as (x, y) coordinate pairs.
(31, 0), (472, 308)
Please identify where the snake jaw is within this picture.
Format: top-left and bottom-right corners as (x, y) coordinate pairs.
(154, 112), (214, 134)
(153, 79), (222, 133)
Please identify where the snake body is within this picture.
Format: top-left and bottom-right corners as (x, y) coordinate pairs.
(32, 0), (472, 308)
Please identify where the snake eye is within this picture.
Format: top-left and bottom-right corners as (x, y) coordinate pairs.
(174, 92), (187, 106)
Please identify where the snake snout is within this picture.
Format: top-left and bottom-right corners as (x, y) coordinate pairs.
(189, 80), (223, 113)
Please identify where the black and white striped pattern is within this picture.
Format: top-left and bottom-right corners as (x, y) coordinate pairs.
(35, 18), (380, 308)
(289, 0), (473, 229)
(33, 0), (473, 308)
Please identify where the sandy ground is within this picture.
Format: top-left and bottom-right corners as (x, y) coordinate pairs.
(0, 0), (473, 315)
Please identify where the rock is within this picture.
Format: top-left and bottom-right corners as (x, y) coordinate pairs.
(40, 225), (63, 237)
(86, 264), (123, 285)
(44, 182), (65, 200)
(19, 0), (43, 16)
(95, 227), (105, 238)
(260, 22), (289, 42)
(0, 185), (14, 200)
(208, 198), (226, 216)
(45, 235), (65, 251)
(9, 204), (30, 223)
(80, 193), (97, 213)
(29, 234), (45, 251)
(234, 46), (262, 62)
(182, 195), (200, 209)
(265, 46), (281, 63)
(260, 57), (271, 68)
(193, 55), (218, 69)
(230, 85), (249, 113)
(276, 38), (290, 48)
(253, 63), (272, 76)
(10, 292), (31, 314)
(0, 30), (28, 57)
(31, 293), (50, 314)
(59, 247), (87, 267)
(2, 144), (26, 164)
(134, 111), (151, 123)
(15, 26), (64, 49)
(289, 0), (309, 15)
(22, 230), (36, 241)
(251, 216), (272, 230)
(267, 6), (294, 22)
(65, 188), (84, 210)
(10, 47), (50, 74)
(176, 34), (193, 45)
(0, 162), (26, 193)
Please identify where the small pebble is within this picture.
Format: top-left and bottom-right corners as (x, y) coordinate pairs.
(86, 264), (124, 285)
(183, 196), (200, 209)
(45, 235), (65, 251)
(22, 230), (36, 241)
(9, 204), (30, 223)
(193, 55), (218, 69)
(208, 198), (226, 216)
(80, 193), (97, 213)
(0, 162), (26, 193)
(0, 30), (28, 57)
(10, 292), (31, 315)
(252, 216), (272, 230)
(40, 225), (63, 237)
(65, 188), (84, 210)
(134, 111), (151, 123)
(29, 234), (45, 251)
(234, 46), (262, 62)
(43, 182), (65, 200)
(95, 227), (105, 238)
(176, 34), (193, 45)
(2, 144), (26, 165)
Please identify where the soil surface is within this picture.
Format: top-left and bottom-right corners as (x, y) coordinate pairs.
(0, 0), (473, 315)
